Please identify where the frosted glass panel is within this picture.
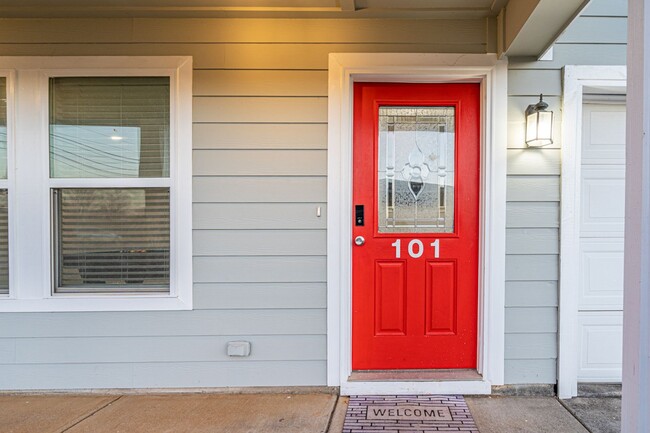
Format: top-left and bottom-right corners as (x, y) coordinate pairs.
(49, 77), (170, 178)
(378, 106), (455, 233)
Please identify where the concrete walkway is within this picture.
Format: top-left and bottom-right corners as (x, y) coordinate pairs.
(0, 393), (344, 433)
(0, 393), (608, 433)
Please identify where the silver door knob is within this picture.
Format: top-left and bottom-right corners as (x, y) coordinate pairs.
(354, 236), (365, 246)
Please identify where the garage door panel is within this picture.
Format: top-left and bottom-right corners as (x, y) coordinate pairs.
(577, 312), (623, 382)
(582, 105), (626, 164)
(580, 167), (625, 236)
(579, 239), (624, 309)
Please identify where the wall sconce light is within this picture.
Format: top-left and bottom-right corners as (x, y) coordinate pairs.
(525, 94), (554, 147)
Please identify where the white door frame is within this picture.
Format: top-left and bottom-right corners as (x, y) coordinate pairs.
(558, 65), (627, 399)
(326, 53), (508, 395)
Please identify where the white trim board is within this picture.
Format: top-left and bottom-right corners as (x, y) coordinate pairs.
(559, 65), (626, 399)
(326, 53), (508, 395)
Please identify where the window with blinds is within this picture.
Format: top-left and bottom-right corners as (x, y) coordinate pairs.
(49, 77), (171, 294)
(0, 78), (8, 295)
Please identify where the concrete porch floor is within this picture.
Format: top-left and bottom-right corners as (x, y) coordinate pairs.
(0, 392), (618, 433)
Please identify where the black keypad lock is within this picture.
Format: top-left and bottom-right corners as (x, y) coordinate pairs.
(355, 205), (364, 226)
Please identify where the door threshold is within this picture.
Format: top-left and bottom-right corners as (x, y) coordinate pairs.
(349, 369), (482, 382)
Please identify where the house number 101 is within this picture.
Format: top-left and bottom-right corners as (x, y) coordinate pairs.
(391, 239), (440, 259)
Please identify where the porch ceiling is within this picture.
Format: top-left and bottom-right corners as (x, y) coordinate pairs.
(0, 0), (591, 57)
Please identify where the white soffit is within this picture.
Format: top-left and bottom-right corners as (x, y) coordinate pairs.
(503, 0), (591, 57)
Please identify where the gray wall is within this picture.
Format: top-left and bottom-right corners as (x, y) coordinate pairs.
(0, 0), (629, 389)
(0, 18), (488, 390)
(504, 0), (627, 383)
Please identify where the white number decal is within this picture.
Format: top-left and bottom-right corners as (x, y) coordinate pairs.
(390, 238), (441, 259)
(431, 239), (440, 258)
(391, 239), (401, 258)
(408, 239), (424, 258)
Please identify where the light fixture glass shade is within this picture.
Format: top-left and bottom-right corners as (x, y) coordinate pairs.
(525, 95), (554, 147)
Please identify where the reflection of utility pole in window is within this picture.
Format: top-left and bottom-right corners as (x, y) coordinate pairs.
(438, 123), (447, 225)
(386, 121), (395, 223)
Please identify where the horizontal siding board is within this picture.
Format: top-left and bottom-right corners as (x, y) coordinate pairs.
(509, 44), (626, 69)
(506, 229), (559, 254)
(193, 177), (327, 203)
(134, 360), (326, 387)
(193, 123), (327, 150)
(505, 307), (558, 333)
(11, 335), (326, 364)
(0, 309), (326, 338)
(507, 149), (561, 175)
(0, 361), (326, 389)
(0, 19), (136, 43)
(193, 97), (327, 123)
(505, 255), (558, 281)
(193, 256), (326, 283)
(581, 0), (627, 17)
(194, 203), (326, 230)
(193, 150), (326, 176)
(505, 333), (557, 359)
(508, 70), (562, 96)
(557, 17), (627, 44)
(0, 18), (483, 44)
(506, 202), (560, 228)
(193, 230), (326, 256)
(194, 283), (326, 309)
(193, 70), (328, 97)
(133, 19), (486, 44)
(0, 43), (486, 70)
(0, 362), (135, 389)
(504, 359), (557, 384)
(507, 176), (560, 202)
(0, 339), (15, 363)
(505, 281), (558, 307)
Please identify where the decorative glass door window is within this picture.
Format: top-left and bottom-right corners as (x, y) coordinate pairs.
(378, 106), (455, 233)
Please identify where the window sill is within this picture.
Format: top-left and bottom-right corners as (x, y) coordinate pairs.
(0, 294), (192, 312)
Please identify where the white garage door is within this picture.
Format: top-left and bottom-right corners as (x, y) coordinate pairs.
(577, 102), (625, 382)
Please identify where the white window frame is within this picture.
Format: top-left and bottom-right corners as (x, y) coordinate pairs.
(0, 56), (193, 312)
(326, 53), (508, 395)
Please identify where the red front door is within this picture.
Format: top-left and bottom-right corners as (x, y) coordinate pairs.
(352, 82), (480, 370)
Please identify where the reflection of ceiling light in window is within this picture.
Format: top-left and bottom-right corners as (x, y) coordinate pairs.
(110, 129), (123, 141)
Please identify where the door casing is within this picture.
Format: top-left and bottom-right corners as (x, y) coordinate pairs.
(559, 65), (627, 399)
(326, 53), (508, 395)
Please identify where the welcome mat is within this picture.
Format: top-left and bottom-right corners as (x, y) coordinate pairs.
(343, 395), (479, 432)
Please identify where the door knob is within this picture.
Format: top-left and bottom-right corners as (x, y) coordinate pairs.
(354, 236), (365, 246)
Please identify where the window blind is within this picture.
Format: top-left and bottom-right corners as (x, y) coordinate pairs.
(49, 76), (171, 294)
(49, 77), (170, 179)
(54, 188), (170, 292)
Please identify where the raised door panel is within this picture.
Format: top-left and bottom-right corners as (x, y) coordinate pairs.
(581, 104), (626, 165)
(580, 166), (625, 236)
(577, 312), (623, 382)
(578, 239), (624, 310)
